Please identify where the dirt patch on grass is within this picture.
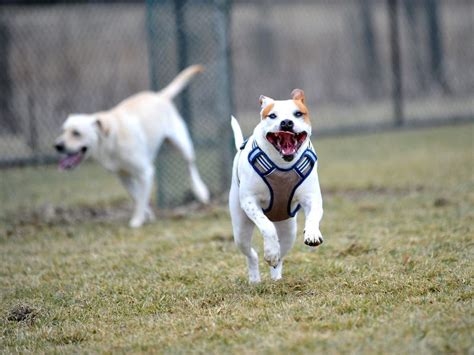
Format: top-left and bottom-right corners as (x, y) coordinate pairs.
(358, 204), (379, 212)
(7, 304), (38, 324)
(433, 197), (451, 207)
(337, 242), (377, 257)
(2, 200), (224, 227)
(209, 233), (233, 243)
(7, 202), (132, 226)
(46, 330), (88, 345)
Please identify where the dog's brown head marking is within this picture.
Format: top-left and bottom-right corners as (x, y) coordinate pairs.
(291, 88), (310, 125)
(261, 103), (275, 119)
(259, 95), (275, 120)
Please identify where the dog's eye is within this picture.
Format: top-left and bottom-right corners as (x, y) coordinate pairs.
(294, 111), (303, 118)
(72, 130), (81, 138)
(268, 113), (277, 119)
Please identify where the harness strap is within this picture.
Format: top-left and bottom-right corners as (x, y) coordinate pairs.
(247, 139), (317, 221)
(248, 140), (275, 176)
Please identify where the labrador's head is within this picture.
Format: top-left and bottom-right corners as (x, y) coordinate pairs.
(54, 114), (107, 170)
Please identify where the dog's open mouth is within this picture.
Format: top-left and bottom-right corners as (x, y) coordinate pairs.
(58, 147), (87, 170)
(266, 131), (308, 161)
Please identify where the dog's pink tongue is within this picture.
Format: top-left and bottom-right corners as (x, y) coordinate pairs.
(279, 132), (297, 156)
(59, 153), (83, 170)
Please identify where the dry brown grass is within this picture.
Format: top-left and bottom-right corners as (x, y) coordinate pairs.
(1, 124), (473, 353)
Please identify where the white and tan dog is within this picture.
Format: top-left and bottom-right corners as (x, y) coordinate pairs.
(55, 65), (210, 228)
(229, 89), (324, 282)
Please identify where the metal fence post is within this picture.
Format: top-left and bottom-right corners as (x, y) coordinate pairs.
(145, 0), (166, 207)
(360, 0), (381, 98)
(26, 96), (38, 157)
(174, 0), (192, 130)
(145, 0), (158, 93)
(388, 0), (404, 126)
(145, 0), (234, 208)
(213, 0), (233, 192)
(0, 20), (16, 135)
(426, 0), (450, 94)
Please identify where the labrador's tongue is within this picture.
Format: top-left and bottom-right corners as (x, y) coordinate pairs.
(59, 152), (83, 170)
(278, 132), (297, 156)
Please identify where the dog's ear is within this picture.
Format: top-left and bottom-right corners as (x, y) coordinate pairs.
(291, 88), (305, 104)
(95, 115), (110, 136)
(259, 95), (274, 109)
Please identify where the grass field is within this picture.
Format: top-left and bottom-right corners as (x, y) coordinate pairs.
(0, 124), (473, 353)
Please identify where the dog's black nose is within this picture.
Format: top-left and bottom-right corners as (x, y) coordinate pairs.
(55, 142), (65, 152)
(280, 119), (294, 131)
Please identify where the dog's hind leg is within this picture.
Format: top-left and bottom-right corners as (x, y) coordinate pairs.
(166, 117), (210, 204)
(234, 221), (259, 283)
(119, 167), (154, 228)
(229, 183), (260, 283)
(270, 218), (297, 280)
(118, 172), (137, 202)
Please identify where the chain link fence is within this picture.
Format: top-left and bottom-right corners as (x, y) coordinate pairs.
(231, 0), (474, 135)
(1, 0), (473, 207)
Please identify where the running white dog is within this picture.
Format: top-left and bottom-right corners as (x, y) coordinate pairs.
(229, 89), (324, 282)
(55, 65), (210, 228)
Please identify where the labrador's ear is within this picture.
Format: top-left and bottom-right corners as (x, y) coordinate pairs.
(291, 88), (305, 104)
(95, 116), (110, 136)
(259, 95), (274, 109)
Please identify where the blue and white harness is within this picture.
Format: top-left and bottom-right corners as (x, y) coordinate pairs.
(241, 138), (318, 222)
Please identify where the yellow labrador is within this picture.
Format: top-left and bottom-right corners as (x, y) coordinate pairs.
(55, 65), (210, 227)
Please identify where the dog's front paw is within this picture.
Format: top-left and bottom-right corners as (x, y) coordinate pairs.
(270, 261), (283, 281)
(304, 229), (324, 247)
(264, 237), (280, 267)
(249, 273), (261, 284)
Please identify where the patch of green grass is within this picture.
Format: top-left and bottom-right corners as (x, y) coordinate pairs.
(0, 124), (473, 353)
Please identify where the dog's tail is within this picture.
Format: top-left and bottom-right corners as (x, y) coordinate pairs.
(159, 64), (204, 99)
(231, 115), (244, 151)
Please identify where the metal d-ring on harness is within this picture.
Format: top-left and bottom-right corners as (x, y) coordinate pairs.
(240, 137), (318, 222)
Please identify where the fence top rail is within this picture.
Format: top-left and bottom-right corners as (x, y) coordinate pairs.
(1, 0), (472, 6)
(0, 0), (142, 5)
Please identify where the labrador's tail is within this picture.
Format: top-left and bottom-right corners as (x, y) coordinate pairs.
(159, 64), (204, 100)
